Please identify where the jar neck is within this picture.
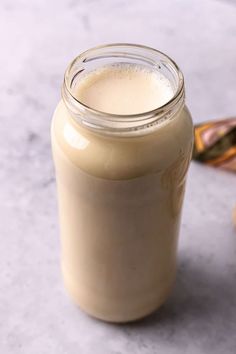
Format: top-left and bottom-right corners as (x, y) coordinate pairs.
(62, 44), (185, 136)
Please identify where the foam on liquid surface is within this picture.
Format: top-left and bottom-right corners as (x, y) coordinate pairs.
(74, 64), (174, 115)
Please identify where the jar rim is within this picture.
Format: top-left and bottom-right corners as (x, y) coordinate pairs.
(62, 43), (185, 134)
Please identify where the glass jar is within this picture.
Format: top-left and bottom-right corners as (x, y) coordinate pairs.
(51, 44), (193, 322)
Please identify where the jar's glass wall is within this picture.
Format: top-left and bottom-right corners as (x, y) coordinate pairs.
(62, 44), (185, 135)
(51, 44), (193, 322)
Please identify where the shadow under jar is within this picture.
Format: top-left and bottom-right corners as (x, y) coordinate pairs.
(51, 44), (193, 323)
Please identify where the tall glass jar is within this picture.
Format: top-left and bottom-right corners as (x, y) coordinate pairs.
(51, 44), (193, 322)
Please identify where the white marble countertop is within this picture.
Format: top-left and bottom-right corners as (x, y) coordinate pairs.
(1, 0), (236, 353)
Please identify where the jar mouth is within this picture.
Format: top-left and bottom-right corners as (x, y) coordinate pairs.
(62, 43), (185, 134)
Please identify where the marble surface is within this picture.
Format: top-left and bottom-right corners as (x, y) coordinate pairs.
(1, 0), (236, 353)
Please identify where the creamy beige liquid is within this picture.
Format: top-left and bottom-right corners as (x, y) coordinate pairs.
(75, 64), (173, 114)
(52, 63), (193, 322)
